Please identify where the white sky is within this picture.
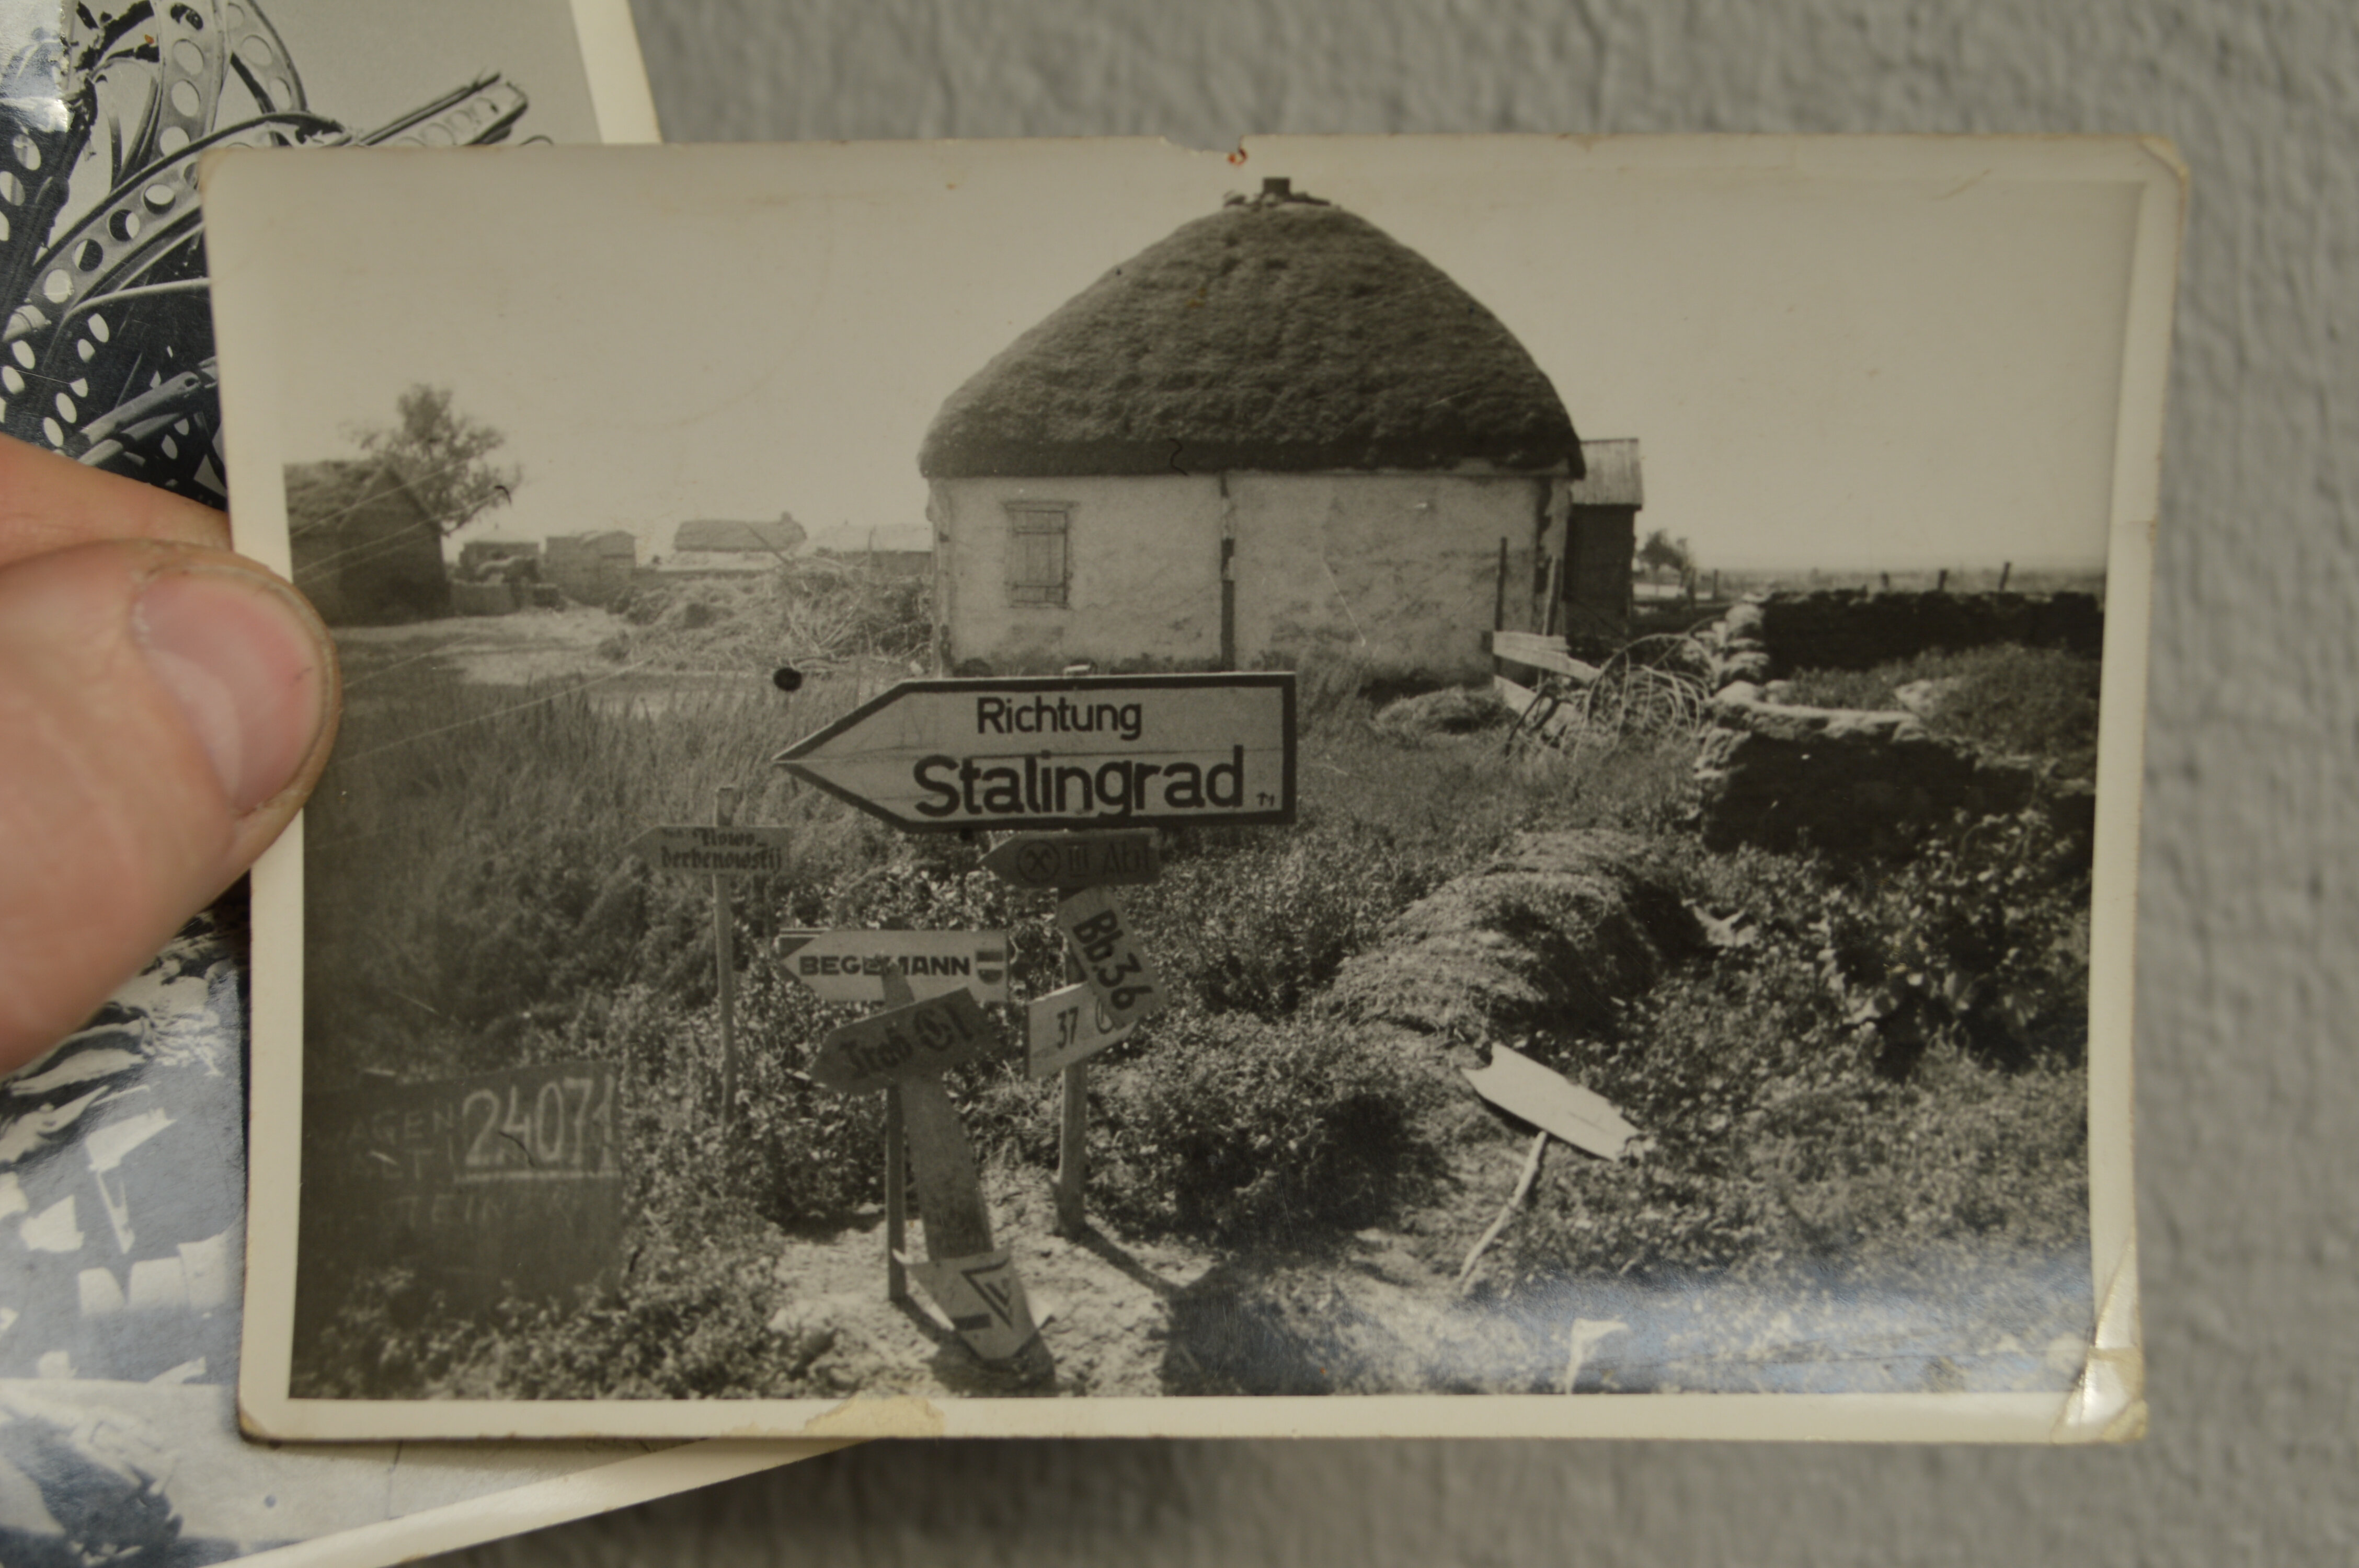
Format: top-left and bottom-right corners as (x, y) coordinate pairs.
(205, 138), (2147, 572)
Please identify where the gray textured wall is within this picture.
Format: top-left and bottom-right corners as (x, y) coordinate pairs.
(454, 1), (2355, 1560)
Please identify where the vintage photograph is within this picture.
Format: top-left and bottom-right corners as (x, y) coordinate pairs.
(210, 137), (2172, 1441)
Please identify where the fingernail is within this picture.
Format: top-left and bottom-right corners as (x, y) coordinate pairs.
(134, 568), (329, 815)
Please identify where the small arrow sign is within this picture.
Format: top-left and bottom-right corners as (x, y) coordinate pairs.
(983, 830), (1162, 891)
(1025, 982), (1135, 1080)
(774, 673), (1295, 833)
(1057, 887), (1166, 1032)
(626, 825), (797, 875)
(774, 930), (1011, 1005)
(811, 991), (1003, 1095)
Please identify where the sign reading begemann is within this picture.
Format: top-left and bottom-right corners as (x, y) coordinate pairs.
(774, 929), (1011, 1005)
(775, 674), (1296, 832)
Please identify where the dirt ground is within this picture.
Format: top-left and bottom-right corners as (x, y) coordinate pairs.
(760, 1125), (2089, 1402)
(759, 1140), (1578, 1402)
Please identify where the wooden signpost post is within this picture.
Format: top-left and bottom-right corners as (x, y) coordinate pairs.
(810, 973), (1039, 1361)
(626, 792), (799, 1137)
(775, 672), (1296, 1305)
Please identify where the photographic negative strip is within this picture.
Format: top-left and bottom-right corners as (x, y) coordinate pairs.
(206, 135), (2178, 1443)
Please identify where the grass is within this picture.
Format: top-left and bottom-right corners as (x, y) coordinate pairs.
(296, 608), (2100, 1398)
(1780, 645), (2101, 772)
(1490, 810), (2091, 1292)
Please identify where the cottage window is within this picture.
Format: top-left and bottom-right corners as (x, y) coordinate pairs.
(1005, 503), (1071, 607)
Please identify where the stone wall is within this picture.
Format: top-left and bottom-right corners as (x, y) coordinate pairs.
(1691, 594), (2098, 860)
(1693, 689), (2092, 861)
(1717, 590), (2103, 677)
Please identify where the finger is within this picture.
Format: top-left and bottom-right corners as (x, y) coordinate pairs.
(0, 538), (338, 1068)
(0, 433), (232, 569)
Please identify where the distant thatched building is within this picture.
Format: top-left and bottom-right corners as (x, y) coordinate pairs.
(652, 514), (807, 581)
(285, 460), (449, 626)
(920, 180), (1626, 682)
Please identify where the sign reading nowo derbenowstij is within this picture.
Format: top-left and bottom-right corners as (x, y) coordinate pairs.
(775, 674), (1296, 832)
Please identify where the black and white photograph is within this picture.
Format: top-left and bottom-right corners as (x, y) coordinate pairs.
(210, 136), (2173, 1442)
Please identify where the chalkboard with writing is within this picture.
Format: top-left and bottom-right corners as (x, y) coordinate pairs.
(296, 1064), (625, 1326)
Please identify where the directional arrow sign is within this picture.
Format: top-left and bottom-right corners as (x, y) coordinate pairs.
(775, 930), (1011, 1006)
(626, 825), (797, 875)
(1025, 982), (1135, 1080)
(1057, 887), (1166, 1032)
(810, 991), (1003, 1096)
(775, 673), (1295, 833)
(983, 829), (1161, 891)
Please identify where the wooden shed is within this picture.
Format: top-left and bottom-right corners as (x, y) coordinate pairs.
(919, 180), (1619, 684)
(285, 459), (449, 626)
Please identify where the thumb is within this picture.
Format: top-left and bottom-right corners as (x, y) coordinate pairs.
(0, 539), (338, 1067)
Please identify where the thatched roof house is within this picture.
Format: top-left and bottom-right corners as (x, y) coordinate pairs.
(285, 459), (450, 626)
(921, 180), (1630, 681)
(670, 516), (805, 556)
(923, 187), (1584, 481)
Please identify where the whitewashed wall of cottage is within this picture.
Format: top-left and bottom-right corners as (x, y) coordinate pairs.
(445, 2), (2357, 1562)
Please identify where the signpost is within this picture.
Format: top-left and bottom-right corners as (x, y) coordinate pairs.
(1045, 885), (1169, 1233)
(981, 830), (1161, 891)
(775, 670), (1297, 1318)
(774, 673), (1296, 833)
(621, 822), (797, 874)
(1055, 886), (1166, 1032)
(775, 930), (1011, 1006)
(1024, 983), (1133, 1080)
(629, 789), (787, 1136)
(810, 991), (999, 1094)
(1461, 1043), (1642, 1161)
(810, 973), (1039, 1362)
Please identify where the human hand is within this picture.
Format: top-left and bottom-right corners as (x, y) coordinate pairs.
(0, 436), (338, 1070)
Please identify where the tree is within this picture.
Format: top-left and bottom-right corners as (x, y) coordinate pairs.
(1636, 527), (1693, 583)
(352, 385), (522, 537)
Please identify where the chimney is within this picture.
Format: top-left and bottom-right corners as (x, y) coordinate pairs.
(1262, 177), (1291, 201)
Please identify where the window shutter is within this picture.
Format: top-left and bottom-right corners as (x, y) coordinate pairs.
(1005, 504), (1070, 606)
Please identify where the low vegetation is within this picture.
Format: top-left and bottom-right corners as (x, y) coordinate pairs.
(297, 582), (2100, 1400)
(1781, 644), (2101, 772)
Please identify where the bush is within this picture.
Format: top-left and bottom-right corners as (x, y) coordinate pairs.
(1143, 824), (1444, 1017)
(1495, 813), (2091, 1291)
(1089, 1011), (1449, 1247)
(1810, 805), (2091, 1074)
(297, 1225), (815, 1400)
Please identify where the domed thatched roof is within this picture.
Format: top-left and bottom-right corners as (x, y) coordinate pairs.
(920, 187), (1583, 479)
